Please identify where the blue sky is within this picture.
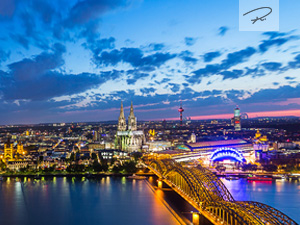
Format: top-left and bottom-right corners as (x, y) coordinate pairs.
(1, 0), (300, 124)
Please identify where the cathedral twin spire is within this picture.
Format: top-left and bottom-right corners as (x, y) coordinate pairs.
(118, 101), (137, 131)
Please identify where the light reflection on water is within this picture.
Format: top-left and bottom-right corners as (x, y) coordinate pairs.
(0, 177), (180, 225)
(221, 178), (300, 223)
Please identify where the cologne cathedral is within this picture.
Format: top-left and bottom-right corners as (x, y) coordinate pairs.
(115, 102), (145, 152)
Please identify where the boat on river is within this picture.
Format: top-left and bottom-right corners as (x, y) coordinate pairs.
(127, 174), (146, 180)
(225, 176), (239, 180)
(247, 175), (272, 181)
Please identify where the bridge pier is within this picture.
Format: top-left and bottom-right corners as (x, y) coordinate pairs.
(192, 212), (200, 225)
(157, 179), (163, 189)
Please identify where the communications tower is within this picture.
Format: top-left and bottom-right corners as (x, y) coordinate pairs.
(178, 102), (184, 126)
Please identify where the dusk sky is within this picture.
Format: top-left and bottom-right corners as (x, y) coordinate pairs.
(1, 0), (300, 124)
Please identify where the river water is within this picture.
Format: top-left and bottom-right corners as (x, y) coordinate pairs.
(0, 177), (299, 225)
(0, 177), (181, 225)
(221, 178), (300, 223)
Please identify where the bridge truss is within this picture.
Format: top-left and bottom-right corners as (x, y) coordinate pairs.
(144, 158), (298, 225)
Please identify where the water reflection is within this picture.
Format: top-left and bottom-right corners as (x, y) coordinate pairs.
(221, 178), (300, 223)
(0, 177), (180, 225)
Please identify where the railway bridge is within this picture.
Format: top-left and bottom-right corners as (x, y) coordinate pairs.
(144, 157), (298, 225)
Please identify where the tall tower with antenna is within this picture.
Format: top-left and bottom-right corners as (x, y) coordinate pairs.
(178, 101), (184, 126)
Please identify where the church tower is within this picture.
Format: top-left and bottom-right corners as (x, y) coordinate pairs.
(17, 141), (24, 155)
(118, 101), (127, 131)
(4, 138), (13, 161)
(128, 102), (137, 131)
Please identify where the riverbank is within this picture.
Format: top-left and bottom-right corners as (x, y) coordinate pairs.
(0, 172), (154, 178)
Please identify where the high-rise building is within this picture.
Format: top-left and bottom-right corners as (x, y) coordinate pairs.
(4, 138), (14, 161)
(93, 130), (99, 141)
(118, 101), (127, 131)
(233, 106), (241, 131)
(128, 102), (137, 131)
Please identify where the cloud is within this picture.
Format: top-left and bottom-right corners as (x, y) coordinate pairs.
(1, 71), (106, 101)
(95, 47), (176, 68)
(203, 51), (221, 62)
(288, 53), (300, 69)
(147, 43), (165, 51)
(218, 26), (229, 36)
(261, 62), (282, 71)
(285, 76), (295, 80)
(140, 87), (156, 94)
(184, 37), (197, 46)
(0, 0), (16, 19)
(0, 50), (10, 64)
(168, 83), (180, 92)
(241, 85), (300, 104)
(188, 47), (256, 83)
(220, 70), (244, 80)
(262, 31), (290, 39)
(65, 0), (128, 26)
(126, 69), (149, 85)
(85, 37), (116, 57)
(179, 50), (197, 64)
(0, 43), (108, 101)
(10, 34), (30, 49)
(8, 43), (66, 81)
(221, 47), (256, 69)
(259, 33), (299, 53)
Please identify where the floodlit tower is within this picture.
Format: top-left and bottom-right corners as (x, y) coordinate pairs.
(233, 106), (241, 131)
(178, 102), (184, 126)
(128, 101), (137, 131)
(118, 101), (127, 131)
(17, 141), (24, 154)
(4, 138), (14, 161)
(191, 133), (196, 143)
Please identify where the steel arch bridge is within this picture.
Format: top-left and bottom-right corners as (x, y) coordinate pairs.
(144, 158), (298, 225)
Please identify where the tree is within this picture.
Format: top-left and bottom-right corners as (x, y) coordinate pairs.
(70, 152), (76, 161)
(123, 161), (137, 173)
(0, 159), (6, 171)
(131, 152), (143, 161)
(242, 164), (258, 172)
(263, 164), (278, 172)
(92, 161), (105, 172)
(91, 153), (98, 160)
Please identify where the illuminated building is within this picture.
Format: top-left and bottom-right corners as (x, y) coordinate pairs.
(190, 133), (196, 143)
(4, 139), (14, 161)
(93, 130), (99, 141)
(178, 102), (184, 126)
(116, 102), (145, 152)
(174, 139), (254, 166)
(253, 130), (269, 158)
(17, 141), (24, 155)
(232, 106), (241, 131)
(128, 102), (137, 131)
(117, 101), (127, 131)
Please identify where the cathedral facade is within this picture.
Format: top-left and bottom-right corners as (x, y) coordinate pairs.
(116, 102), (145, 152)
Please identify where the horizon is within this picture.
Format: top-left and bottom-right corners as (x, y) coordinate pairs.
(1, 108), (300, 126)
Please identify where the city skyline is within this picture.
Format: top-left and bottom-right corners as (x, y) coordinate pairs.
(1, 0), (300, 124)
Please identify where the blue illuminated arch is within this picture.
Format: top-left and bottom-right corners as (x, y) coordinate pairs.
(210, 147), (246, 163)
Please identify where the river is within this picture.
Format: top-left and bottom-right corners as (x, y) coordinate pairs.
(0, 177), (181, 225)
(221, 178), (300, 223)
(0, 176), (299, 225)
